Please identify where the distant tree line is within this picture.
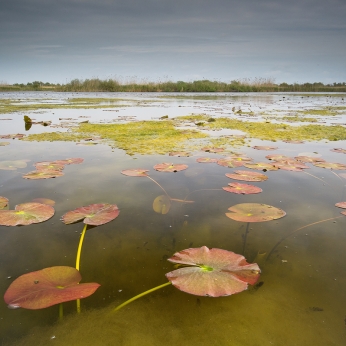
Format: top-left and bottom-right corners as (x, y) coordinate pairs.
(1, 78), (345, 92)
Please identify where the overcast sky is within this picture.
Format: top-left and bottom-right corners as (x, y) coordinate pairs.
(1, 0), (345, 84)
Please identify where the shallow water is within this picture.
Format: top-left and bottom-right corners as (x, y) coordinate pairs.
(0, 92), (346, 345)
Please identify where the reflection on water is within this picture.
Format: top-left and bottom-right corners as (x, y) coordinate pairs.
(0, 94), (346, 345)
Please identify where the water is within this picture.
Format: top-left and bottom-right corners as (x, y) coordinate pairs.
(0, 92), (346, 345)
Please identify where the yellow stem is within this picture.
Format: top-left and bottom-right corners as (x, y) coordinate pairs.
(76, 223), (88, 313)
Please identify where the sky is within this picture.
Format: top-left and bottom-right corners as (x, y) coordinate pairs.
(1, 0), (346, 84)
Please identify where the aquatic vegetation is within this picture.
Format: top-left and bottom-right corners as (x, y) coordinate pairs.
(196, 157), (218, 163)
(313, 162), (346, 170)
(31, 198), (55, 206)
(4, 266), (100, 310)
(222, 182), (262, 195)
(0, 196), (9, 209)
(0, 142), (10, 146)
(243, 162), (278, 171)
(253, 146), (278, 151)
(217, 157), (245, 168)
(331, 148), (346, 154)
(23, 170), (64, 179)
(0, 202), (54, 226)
(0, 160), (30, 170)
(113, 246), (260, 311)
(153, 163), (188, 173)
(153, 195), (171, 214)
(225, 170), (268, 182)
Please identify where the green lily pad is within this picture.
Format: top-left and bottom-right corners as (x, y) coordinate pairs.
(23, 170), (64, 179)
(153, 195), (171, 214)
(225, 170), (268, 182)
(4, 266), (100, 310)
(0, 196), (9, 209)
(61, 203), (120, 226)
(166, 246), (261, 297)
(243, 162), (278, 171)
(154, 163), (188, 172)
(0, 202), (55, 226)
(196, 157), (218, 163)
(0, 160), (30, 171)
(223, 183), (263, 195)
(313, 162), (346, 170)
(225, 203), (286, 222)
(121, 169), (149, 177)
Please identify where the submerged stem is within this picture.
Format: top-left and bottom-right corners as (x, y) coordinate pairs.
(76, 223), (88, 313)
(113, 281), (172, 312)
(59, 303), (63, 320)
(242, 222), (250, 256)
(146, 176), (170, 198)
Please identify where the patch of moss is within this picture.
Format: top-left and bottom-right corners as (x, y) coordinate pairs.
(175, 115), (346, 142)
(68, 98), (130, 103)
(281, 116), (318, 123)
(22, 132), (85, 142)
(298, 108), (340, 116)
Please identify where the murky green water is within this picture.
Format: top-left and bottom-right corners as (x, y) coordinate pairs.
(0, 92), (346, 345)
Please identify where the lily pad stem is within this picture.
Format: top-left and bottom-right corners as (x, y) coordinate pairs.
(113, 281), (172, 312)
(76, 223), (88, 313)
(146, 176), (170, 198)
(59, 303), (63, 320)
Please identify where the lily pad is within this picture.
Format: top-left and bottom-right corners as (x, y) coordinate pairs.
(0, 202), (55, 226)
(313, 162), (346, 170)
(265, 154), (290, 161)
(165, 246), (261, 297)
(273, 161), (309, 171)
(0, 142), (10, 146)
(225, 170), (268, 182)
(0, 196), (9, 209)
(35, 161), (65, 171)
(169, 152), (190, 157)
(223, 183), (262, 195)
(330, 148), (346, 154)
(201, 147), (224, 153)
(225, 203), (286, 222)
(153, 195), (171, 214)
(295, 156), (325, 163)
(4, 266), (100, 310)
(31, 198), (56, 206)
(23, 170), (64, 179)
(252, 146), (278, 151)
(196, 157), (218, 163)
(243, 162), (278, 171)
(335, 202), (346, 209)
(61, 203), (120, 226)
(154, 163), (188, 172)
(55, 158), (84, 165)
(217, 158), (244, 168)
(0, 160), (30, 171)
(121, 169), (149, 177)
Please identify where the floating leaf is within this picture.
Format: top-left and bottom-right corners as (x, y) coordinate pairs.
(165, 246), (260, 297)
(335, 202), (346, 209)
(294, 156), (325, 163)
(217, 158), (244, 168)
(24, 115), (32, 123)
(283, 140), (304, 144)
(35, 161), (65, 171)
(4, 266), (100, 310)
(169, 152), (190, 157)
(201, 147), (224, 153)
(154, 163), (188, 172)
(54, 158), (84, 165)
(223, 183), (262, 195)
(23, 170), (64, 179)
(265, 154), (290, 161)
(0, 202), (55, 226)
(61, 203), (120, 226)
(243, 162), (278, 171)
(31, 198), (55, 206)
(0, 160), (30, 171)
(225, 170), (268, 182)
(153, 195), (171, 214)
(121, 169), (149, 177)
(0, 196), (9, 209)
(313, 162), (346, 170)
(272, 161), (309, 172)
(225, 203), (286, 222)
(0, 142), (10, 146)
(252, 146), (278, 151)
(196, 157), (218, 163)
(330, 148), (346, 154)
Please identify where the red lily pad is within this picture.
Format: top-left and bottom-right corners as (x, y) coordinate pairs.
(23, 170), (64, 179)
(31, 198), (56, 206)
(225, 170), (268, 182)
(265, 154), (291, 161)
(0, 196), (9, 209)
(330, 148), (346, 154)
(154, 163), (188, 172)
(0, 160), (30, 171)
(61, 203), (120, 226)
(201, 147), (224, 153)
(294, 156), (325, 163)
(121, 169), (149, 177)
(4, 266), (100, 310)
(223, 183), (262, 195)
(335, 202), (346, 209)
(243, 162), (278, 171)
(54, 158), (84, 165)
(252, 146), (278, 151)
(169, 152), (190, 157)
(165, 246), (260, 297)
(0, 202), (55, 226)
(217, 158), (244, 168)
(313, 162), (346, 170)
(227, 155), (253, 162)
(273, 160), (309, 171)
(35, 161), (65, 171)
(196, 157), (218, 163)
(153, 195), (171, 214)
(225, 203), (286, 222)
